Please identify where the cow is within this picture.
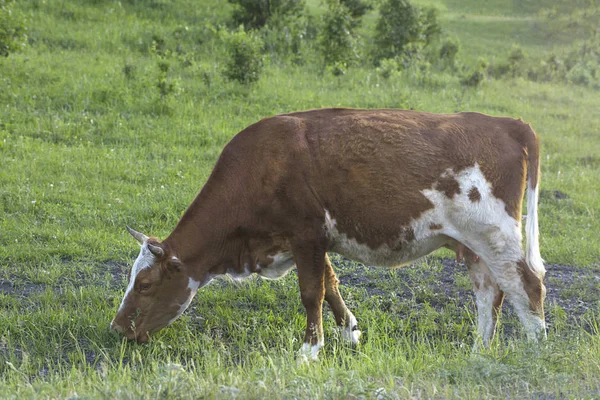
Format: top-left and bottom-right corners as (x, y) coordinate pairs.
(111, 108), (546, 359)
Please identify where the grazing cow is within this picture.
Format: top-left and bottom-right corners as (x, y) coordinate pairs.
(111, 108), (546, 358)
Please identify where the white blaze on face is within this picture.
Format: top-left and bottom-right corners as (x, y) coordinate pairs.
(118, 241), (156, 313)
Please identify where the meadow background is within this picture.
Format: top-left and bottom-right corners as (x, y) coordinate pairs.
(1, 0), (599, 398)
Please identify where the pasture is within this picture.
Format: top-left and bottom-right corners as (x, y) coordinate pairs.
(1, 0), (599, 398)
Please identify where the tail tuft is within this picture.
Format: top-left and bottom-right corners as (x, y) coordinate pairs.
(525, 173), (545, 278)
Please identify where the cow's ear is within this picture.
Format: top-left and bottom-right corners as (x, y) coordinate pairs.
(147, 242), (165, 258)
(167, 257), (183, 273)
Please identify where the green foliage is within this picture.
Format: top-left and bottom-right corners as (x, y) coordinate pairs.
(373, 0), (440, 63)
(319, 0), (360, 75)
(260, 11), (315, 65)
(489, 46), (526, 79)
(228, 0), (305, 30)
(340, 0), (373, 22)
(539, 0), (599, 39)
(517, 39), (600, 88)
(222, 26), (264, 84)
(150, 44), (181, 99)
(439, 37), (460, 69)
(376, 57), (400, 79)
(461, 59), (488, 88)
(565, 57), (600, 88)
(0, 0), (27, 56)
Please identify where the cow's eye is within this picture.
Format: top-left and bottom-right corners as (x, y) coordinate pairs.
(139, 282), (152, 292)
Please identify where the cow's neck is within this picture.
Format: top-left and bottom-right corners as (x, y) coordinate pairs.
(163, 183), (245, 280)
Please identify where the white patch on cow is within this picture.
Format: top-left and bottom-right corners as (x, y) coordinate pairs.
(258, 252), (295, 279)
(476, 286), (497, 340)
(467, 260), (499, 347)
(168, 277), (202, 325)
(416, 163), (524, 264)
(323, 211), (445, 267)
(418, 163), (546, 341)
(226, 264), (252, 280)
(340, 312), (361, 345)
(299, 341), (324, 361)
(472, 286), (498, 347)
(117, 241), (155, 313)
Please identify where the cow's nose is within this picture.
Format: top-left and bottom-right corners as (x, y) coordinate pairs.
(110, 319), (124, 333)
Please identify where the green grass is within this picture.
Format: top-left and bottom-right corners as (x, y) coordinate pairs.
(1, 0), (599, 398)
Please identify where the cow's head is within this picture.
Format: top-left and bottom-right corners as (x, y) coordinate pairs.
(110, 226), (199, 343)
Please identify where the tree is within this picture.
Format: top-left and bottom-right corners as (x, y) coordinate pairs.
(228, 0), (305, 30)
(373, 0), (440, 63)
(319, 0), (359, 75)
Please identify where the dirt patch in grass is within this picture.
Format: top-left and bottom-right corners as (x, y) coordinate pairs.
(333, 257), (600, 324)
(2, 258), (598, 326)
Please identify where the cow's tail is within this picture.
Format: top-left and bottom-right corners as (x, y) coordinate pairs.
(525, 125), (545, 278)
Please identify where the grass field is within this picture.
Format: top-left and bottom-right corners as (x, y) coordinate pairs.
(1, 0), (599, 398)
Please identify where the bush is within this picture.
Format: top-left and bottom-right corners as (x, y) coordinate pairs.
(438, 38), (460, 70)
(489, 46), (526, 79)
(461, 59), (487, 88)
(373, 0), (440, 63)
(260, 12), (314, 65)
(376, 57), (400, 79)
(228, 0), (305, 30)
(222, 26), (264, 84)
(319, 0), (360, 75)
(0, 0), (27, 57)
(340, 0), (372, 21)
(566, 58), (599, 88)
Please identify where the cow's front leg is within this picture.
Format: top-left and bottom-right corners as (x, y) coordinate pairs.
(293, 241), (326, 360)
(324, 254), (361, 345)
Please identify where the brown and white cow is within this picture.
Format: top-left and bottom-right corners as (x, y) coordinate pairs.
(111, 108), (546, 358)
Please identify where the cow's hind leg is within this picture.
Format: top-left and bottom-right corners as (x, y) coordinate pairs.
(324, 254), (361, 345)
(466, 255), (504, 348)
(293, 240), (327, 360)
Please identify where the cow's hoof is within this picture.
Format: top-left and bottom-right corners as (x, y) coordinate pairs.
(341, 325), (361, 346)
(298, 342), (323, 363)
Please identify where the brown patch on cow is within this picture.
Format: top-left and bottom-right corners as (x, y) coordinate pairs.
(517, 259), (545, 316)
(468, 187), (481, 202)
(429, 223), (443, 230)
(436, 175), (461, 198)
(386, 226), (415, 250)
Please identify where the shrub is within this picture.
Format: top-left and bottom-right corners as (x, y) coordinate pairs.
(318, 0), (360, 75)
(222, 26), (264, 84)
(373, 0), (440, 63)
(489, 46), (527, 79)
(260, 12), (314, 65)
(438, 38), (460, 70)
(566, 58), (599, 88)
(461, 59), (487, 88)
(0, 0), (27, 57)
(340, 0), (372, 21)
(228, 0), (305, 30)
(376, 57), (400, 79)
